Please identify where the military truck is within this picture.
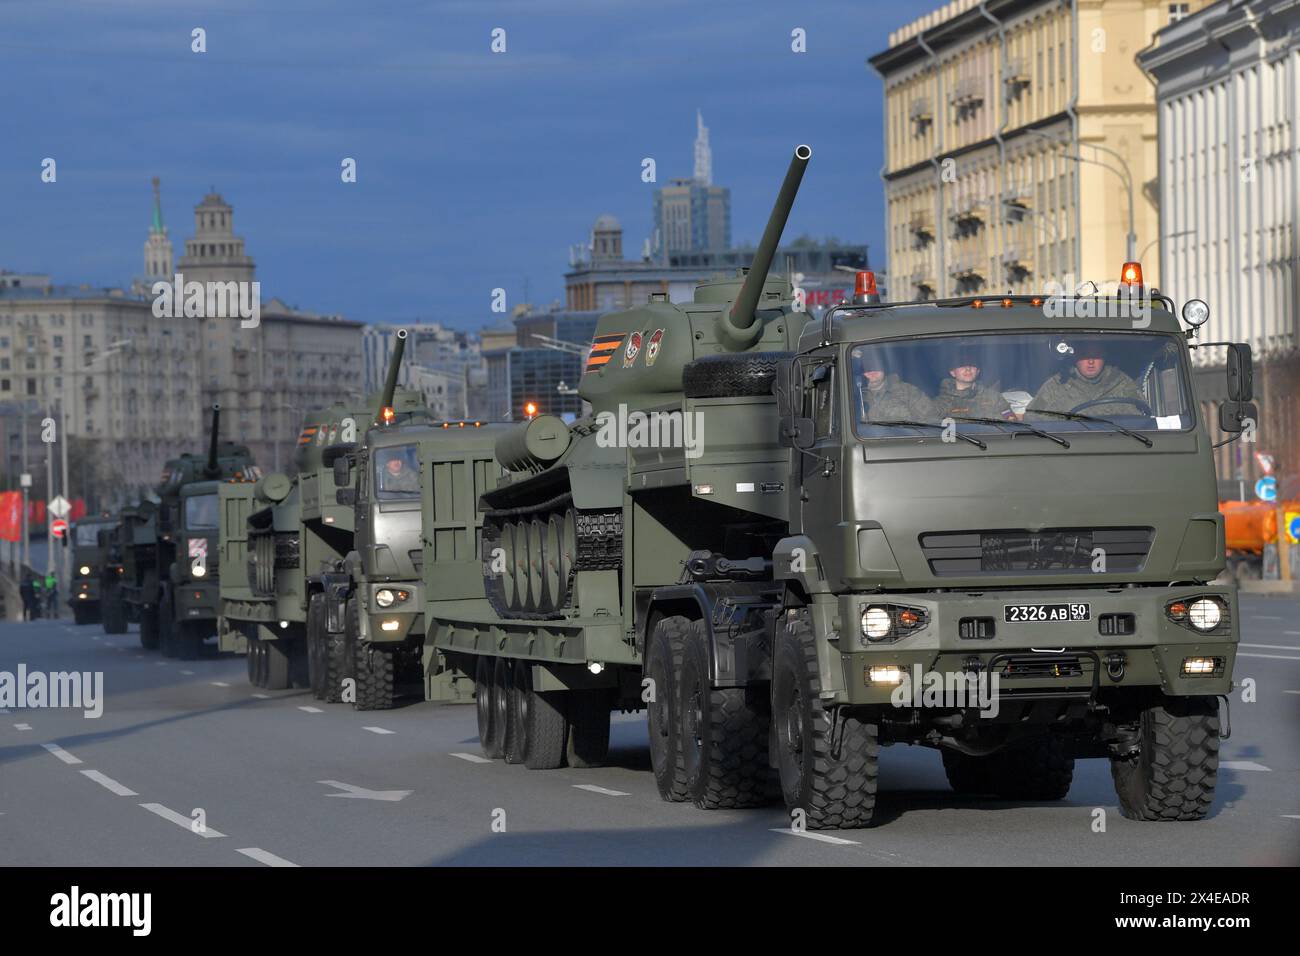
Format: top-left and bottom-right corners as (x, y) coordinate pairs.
(67, 515), (119, 625)
(422, 145), (1250, 827)
(96, 517), (130, 633)
(119, 405), (258, 657)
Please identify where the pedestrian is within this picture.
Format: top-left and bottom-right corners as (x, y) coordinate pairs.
(45, 571), (58, 619)
(29, 574), (43, 620)
(19, 575), (35, 621)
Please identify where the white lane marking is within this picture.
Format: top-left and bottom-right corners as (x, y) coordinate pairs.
(210, 681), (230, 687)
(41, 743), (82, 765)
(251, 693), (270, 699)
(80, 770), (138, 796)
(449, 752), (492, 764)
(1284, 690), (1300, 695)
(1254, 616), (1283, 621)
(573, 784), (630, 797)
(1220, 760), (1271, 772)
(1283, 815), (1300, 820)
(135, 655), (144, 659)
(1237, 653), (1300, 661)
(771, 827), (860, 846)
(91, 635), (101, 641)
(318, 780), (411, 801)
(1240, 643), (1300, 650)
(1285, 630), (1300, 636)
(139, 803), (226, 838)
(14, 723), (31, 731)
(362, 726), (394, 735)
(236, 847), (299, 867)
(298, 706), (323, 714)
(180, 670), (195, 676)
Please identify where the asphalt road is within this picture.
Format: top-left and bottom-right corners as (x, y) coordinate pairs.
(2, 597), (1297, 867)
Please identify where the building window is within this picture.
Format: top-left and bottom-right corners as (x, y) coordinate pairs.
(83, 335), (93, 349)
(1168, 3), (1190, 22)
(26, 380), (36, 395)
(0, 379), (7, 391)
(53, 335), (63, 348)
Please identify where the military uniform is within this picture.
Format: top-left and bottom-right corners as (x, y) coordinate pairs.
(857, 374), (934, 422)
(930, 377), (1009, 421)
(1027, 364), (1143, 418)
(381, 466), (420, 494)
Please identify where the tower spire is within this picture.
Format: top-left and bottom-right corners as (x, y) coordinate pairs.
(151, 176), (165, 233)
(143, 176), (174, 281)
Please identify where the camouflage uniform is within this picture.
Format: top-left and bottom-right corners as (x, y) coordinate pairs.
(1027, 364), (1143, 418)
(380, 466), (420, 494)
(857, 374), (934, 422)
(930, 377), (1009, 421)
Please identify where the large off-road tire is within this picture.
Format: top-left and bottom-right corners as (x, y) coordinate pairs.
(941, 749), (994, 795)
(248, 640), (261, 687)
(682, 351), (788, 399)
(772, 612), (879, 829)
(988, 736), (1074, 800)
(288, 634), (309, 689)
(307, 594), (327, 700)
(493, 657), (518, 761)
(353, 642), (396, 710)
(476, 655), (504, 758)
(505, 660), (530, 765)
(566, 688), (611, 768)
(512, 660), (567, 770)
(139, 606), (160, 650)
(321, 596), (354, 704)
(102, 588), (127, 635)
(1111, 695), (1220, 821)
(646, 615), (689, 802)
(678, 618), (775, 809)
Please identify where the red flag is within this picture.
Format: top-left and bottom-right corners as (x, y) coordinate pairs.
(0, 491), (22, 542)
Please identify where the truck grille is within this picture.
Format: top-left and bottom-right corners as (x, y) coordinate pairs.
(920, 527), (1153, 577)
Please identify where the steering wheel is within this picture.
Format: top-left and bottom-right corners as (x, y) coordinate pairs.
(1069, 396), (1153, 416)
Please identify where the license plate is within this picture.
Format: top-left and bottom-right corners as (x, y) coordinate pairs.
(1003, 603), (1090, 623)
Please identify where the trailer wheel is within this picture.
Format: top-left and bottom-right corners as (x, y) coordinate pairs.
(941, 749), (994, 795)
(682, 351), (789, 399)
(1111, 694), (1220, 821)
(493, 657), (518, 761)
(988, 736), (1073, 800)
(772, 612), (879, 829)
(138, 606), (160, 650)
(566, 688), (611, 768)
(307, 594), (326, 700)
(476, 656), (504, 758)
(677, 619), (775, 809)
(646, 616), (689, 801)
(520, 664), (567, 770)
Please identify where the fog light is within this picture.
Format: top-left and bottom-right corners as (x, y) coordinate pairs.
(380, 619), (400, 632)
(1187, 598), (1222, 631)
(77, 593), (88, 600)
(279, 620), (289, 629)
(588, 661), (604, 675)
(861, 606), (892, 641)
(1182, 657), (1221, 676)
(376, 588), (395, 608)
(867, 665), (904, 685)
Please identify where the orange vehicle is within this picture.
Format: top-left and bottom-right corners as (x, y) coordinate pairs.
(1219, 499), (1296, 579)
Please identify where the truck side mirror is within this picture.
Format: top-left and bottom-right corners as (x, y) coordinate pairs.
(335, 487), (356, 506)
(778, 417), (816, 449)
(1226, 343), (1253, 402)
(333, 455), (352, 488)
(1218, 401), (1257, 434)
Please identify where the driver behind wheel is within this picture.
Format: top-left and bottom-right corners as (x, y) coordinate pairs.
(1026, 340), (1143, 419)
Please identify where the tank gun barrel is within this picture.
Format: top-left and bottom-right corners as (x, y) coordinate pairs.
(377, 329), (408, 423)
(717, 144), (811, 350)
(205, 404), (221, 477)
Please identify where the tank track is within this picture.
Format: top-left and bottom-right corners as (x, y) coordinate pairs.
(482, 491), (622, 621)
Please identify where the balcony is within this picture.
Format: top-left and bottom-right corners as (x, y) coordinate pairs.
(908, 97), (933, 135)
(908, 212), (935, 248)
(1002, 57), (1031, 102)
(948, 76), (985, 120)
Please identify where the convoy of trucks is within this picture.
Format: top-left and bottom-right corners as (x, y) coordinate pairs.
(68, 145), (1252, 829)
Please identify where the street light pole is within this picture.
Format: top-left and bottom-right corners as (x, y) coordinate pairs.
(1023, 128), (1138, 262)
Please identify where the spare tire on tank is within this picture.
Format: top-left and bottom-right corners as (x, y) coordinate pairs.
(682, 351), (790, 399)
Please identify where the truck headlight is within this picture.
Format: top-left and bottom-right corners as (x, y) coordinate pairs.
(1187, 598), (1222, 631)
(861, 606), (892, 640)
(376, 588), (395, 608)
(79, 565), (91, 576)
(191, 563), (206, 578)
(860, 603), (929, 644)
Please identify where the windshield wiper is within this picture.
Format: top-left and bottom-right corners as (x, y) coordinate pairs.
(1028, 409), (1153, 447)
(950, 416), (1070, 449)
(869, 420), (986, 449)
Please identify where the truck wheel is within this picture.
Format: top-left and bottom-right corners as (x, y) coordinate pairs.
(476, 656), (504, 758)
(353, 643), (396, 710)
(941, 749), (994, 795)
(1111, 695), (1220, 821)
(159, 591), (178, 658)
(323, 597), (357, 704)
(288, 636), (310, 689)
(988, 737), (1073, 800)
(72, 605), (94, 626)
(519, 663), (566, 770)
(682, 351), (789, 399)
(505, 660), (530, 765)
(102, 588), (127, 634)
(566, 688), (611, 768)
(139, 606), (160, 650)
(646, 616), (689, 801)
(772, 612), (879, 829)
(307, 595), (327, 700)
(247, 641), (261, 687)
(678, 619), (774, 809)
(493, 656), (521, 762)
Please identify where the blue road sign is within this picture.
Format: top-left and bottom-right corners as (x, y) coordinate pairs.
(1255, 476), (1277, 502)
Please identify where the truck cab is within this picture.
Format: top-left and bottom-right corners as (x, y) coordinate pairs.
(68, 516), (117, 625)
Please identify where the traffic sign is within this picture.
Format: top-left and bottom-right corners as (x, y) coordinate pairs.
(48, 495), (70, 519)
(19, 473), (31, 488)
(50, 517), (69, 539)
(1287, 512), (1300, 546)
(1255, 476), (1277, 502)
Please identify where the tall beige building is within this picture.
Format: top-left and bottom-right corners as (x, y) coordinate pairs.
(871, 0), (1211, 300)
(0, 186), (362, 496)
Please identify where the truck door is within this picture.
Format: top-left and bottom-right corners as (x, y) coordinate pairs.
(797, 354), (843, 546)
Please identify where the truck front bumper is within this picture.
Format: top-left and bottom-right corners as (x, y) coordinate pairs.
(175, 582), (220, 622)
(72, 578), (100, 604)
(830, 584), (1238, 705)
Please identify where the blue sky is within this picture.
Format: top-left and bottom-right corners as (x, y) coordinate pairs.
(0, 0), (911, 330)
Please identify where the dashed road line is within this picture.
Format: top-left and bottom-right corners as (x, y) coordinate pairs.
(449, 752), (492, 764)
(13, 723), (31, 731)
(80, 770), (138, 796)
(236, 847), (299, 867)
(1283, 815), (1300, 820)
(41, 743), (82, 765)
(362, 726), (395, 735)
(1254, 616), (1283, 621)
(210, 681), (230, 687)
(139, 803), (226, 838)
(251, 693), (269, 699)
(573, 784), (630, 797)
(1220, 760), (1271, 772)
(771, 827), (860, 846)
(180, 670), (195, 675)
(299, 706), (323, 714)
(154, 661), (169, 666)
(1284, 690), (1300, 695)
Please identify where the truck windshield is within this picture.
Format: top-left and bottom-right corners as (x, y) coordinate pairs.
(374, 444), (420, 500)
(850, 331), (1193, 439)
(184, 494), (219, 530)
